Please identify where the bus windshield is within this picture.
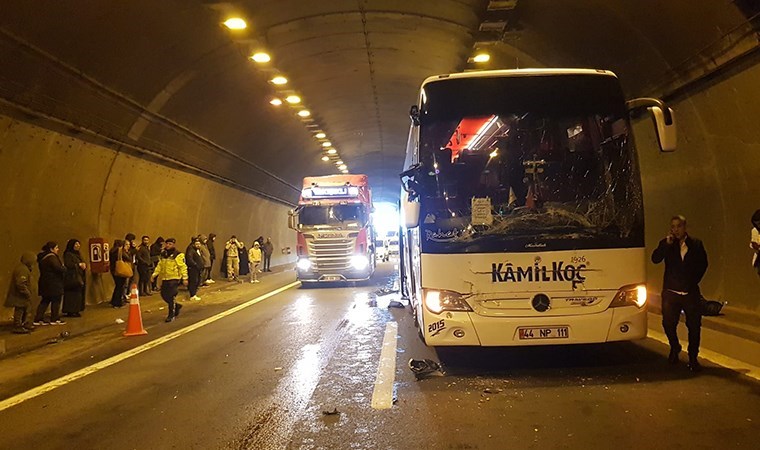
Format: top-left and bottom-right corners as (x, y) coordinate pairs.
(417, 74), (643, 253)
(298, 204), (369, 228)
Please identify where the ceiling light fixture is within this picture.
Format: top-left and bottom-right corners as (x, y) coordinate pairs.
(327, 149), (337, 155)
(339, 164), (348, 170)
(322, 142), (332, 147)
(336, 160), (344, 165)
(321, 156), (330, 161)
(269, 98), (282, 106)
(341, 169), (349, 173)
(270, 76), (288, 85)
(315, 132), (326, 139)
(250, 52), (271, 63)
(473, 53), (491, 63)
(297, 110), (311, 117)
(223, 18), (247, 30)
(286, 95), (301, 104)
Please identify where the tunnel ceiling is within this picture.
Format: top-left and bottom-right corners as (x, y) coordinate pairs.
(0, 1), (755, 205)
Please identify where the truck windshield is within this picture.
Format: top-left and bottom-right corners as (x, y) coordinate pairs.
(417, 74), (644, 253)
(299, 204), (368, 228)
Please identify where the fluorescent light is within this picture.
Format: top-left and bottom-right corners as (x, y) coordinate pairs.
(489, 150), (498, 158)
(473, 53), (490, 63)
(270, 76), (288, 85)
(297, 110), (311, 117)
(322, 141), (332, 147)
(286, 95), (301, 104)
(315, 132), (326, 139)
(270, 98), (282, 106)
(338, 164), (347, 170)
(321, 156), (330, 161)
(341, 169), (349, 173)
(336, 160), (343, 165)
(327, 149), (337, 155)
(223, 18), (247, 30)
(250, 52), (271, 63)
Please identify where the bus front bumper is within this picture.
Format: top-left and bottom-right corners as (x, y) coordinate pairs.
(422, 306), (647, 346)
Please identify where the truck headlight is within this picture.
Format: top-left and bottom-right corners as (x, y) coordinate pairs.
(296, 258), (312, 271)
(423, 289), (473, 314)
(610, 284), (647, 308)
(350, 255), (369, 270)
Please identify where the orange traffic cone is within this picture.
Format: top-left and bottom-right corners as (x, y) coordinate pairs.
(124, 284), (148, 336)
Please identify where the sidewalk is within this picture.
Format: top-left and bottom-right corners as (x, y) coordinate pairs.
(0, 266), (297, 359)
(647, 296), (760, 369)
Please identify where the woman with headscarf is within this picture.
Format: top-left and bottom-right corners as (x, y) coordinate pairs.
(109, 240), (130, 308)
(62, 239), (87, 317)
(33, 241), (66, 325)
(751, 209), (760, 278)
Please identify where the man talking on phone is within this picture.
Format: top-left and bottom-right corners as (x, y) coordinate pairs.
(651, 215), (709, 372)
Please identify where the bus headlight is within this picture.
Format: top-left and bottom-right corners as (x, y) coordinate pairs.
(423, 289), (473, 314)
(350, 255), (369, 270)
(296, 258), (312, 271)
(610, 284), (647, 308)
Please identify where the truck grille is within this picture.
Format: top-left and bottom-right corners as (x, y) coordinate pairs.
(307, 237), (355, 271)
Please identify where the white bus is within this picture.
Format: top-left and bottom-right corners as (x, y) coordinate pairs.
(399, 69), (676, 346)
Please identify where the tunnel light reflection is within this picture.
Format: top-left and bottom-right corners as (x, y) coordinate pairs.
(338, 164), (347, 170)
(293, 344), (321, 400)
(327, 148), (337, 155)
(297, 110), (311, 117)
(271, 76), (288, 85)
(315, 132), (326, 139)
(286, 95), (301, 104)
(270, 98), (282, 106)
(321, 156), (330, 161)
(473, 53), (490, 63)
(322, 141), (332, 147)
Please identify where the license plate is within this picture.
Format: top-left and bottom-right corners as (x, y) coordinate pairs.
(323, 276), (342, 281)
(518, 326), (569, 340)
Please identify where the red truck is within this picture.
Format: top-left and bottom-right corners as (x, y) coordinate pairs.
(288, 174), (376, 284)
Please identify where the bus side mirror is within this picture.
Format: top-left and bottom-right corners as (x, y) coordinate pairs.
(626, 97), (677, 152)
(287, 209), (297, 230)
(649, 106), (677, 152)
(401, 190), (420, 229)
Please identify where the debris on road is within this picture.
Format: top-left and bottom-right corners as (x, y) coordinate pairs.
(115, 318), (125, 324)
(408, 358), (444, 380)
(388, 300), (405, 309)
(322, 408), (340, 415)
(274, 367), (283, 371)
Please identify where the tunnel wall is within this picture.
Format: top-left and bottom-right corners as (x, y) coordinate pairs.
(0, 114), (297, 320)
(637, 62), (760, 312)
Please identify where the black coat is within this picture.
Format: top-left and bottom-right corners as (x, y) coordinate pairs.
(186, 248), (205, 273)
(651, 236), (708, 293)
(38, 251), (65, 297)
(63, 250), (86, 290)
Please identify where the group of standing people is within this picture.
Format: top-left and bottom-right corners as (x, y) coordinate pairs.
(5, 239), (87, 333)
(222, 236), (274, 283)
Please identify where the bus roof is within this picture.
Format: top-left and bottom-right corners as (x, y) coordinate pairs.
(421, 68), (617, 88)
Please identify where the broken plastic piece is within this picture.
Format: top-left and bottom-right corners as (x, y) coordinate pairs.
(388, 300), (405, 309)
(408, 358), (444, 379)
(115, 318), (125, 324)
(322, 408), (339, 415)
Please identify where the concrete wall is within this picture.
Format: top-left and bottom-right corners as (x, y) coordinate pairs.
(638, 63), (760, 312)
(0, 114), (297, 320)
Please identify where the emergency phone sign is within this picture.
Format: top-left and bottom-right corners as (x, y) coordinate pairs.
(88, 238), (110, 274)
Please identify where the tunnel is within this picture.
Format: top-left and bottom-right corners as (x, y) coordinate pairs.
(1, 0), (760, 317)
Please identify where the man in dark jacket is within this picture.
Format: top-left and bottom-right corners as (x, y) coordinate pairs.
(262, 237), (274, 272)
(33, 241), (67, 325)
(651, 215), (709, 372)
(185, 238), (205, 301)
(207, 233), (217, 281)
(5, 252), (37, 333)
(149, 237), (165, 291)
(137, 235), (153, 296)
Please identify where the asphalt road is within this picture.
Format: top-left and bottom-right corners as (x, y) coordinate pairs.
(0, 261), (758, 449)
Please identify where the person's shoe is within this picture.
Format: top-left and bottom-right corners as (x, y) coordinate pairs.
(23, 322), (35, 331)
(165, 316), (175, 323)
(668, 345), (681, 364)
(207, 279), (215, 284)
(175, 303), (183, 317)
(32, 321), (48, 326)
(191, 296), (201, 301)
(12, 327), (31, 334)
(688, 357), (702, 373)
(70, 313), (81, 318)
(250, 279), (255, 283)
(50, 320), (67, 325)
(254, 280), (260, 283)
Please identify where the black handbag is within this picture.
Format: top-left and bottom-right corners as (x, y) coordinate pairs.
(700, 297), (725, 316)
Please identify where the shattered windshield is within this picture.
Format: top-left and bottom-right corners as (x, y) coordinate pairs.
(298, 204), (368, 228)
(417, 74), (644, 253)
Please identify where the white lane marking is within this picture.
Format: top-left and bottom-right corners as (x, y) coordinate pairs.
(0, 281), (300, 412)
(371, 321), (398, 409)
(647, 329), (760, 381)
